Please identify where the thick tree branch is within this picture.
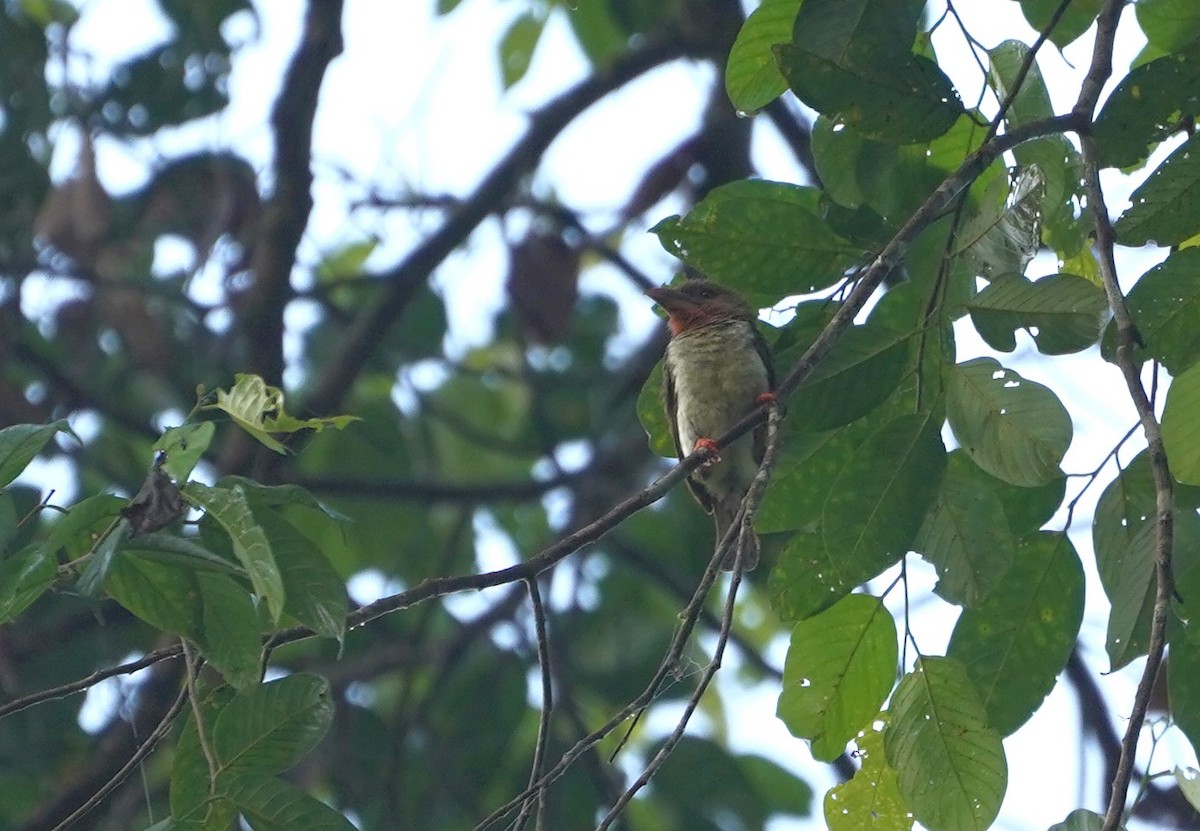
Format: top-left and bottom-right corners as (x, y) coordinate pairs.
(302, 33), (690, 417)
(244, 0), (344, 386)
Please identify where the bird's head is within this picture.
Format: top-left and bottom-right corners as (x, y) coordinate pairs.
(645, 279), (753, 336)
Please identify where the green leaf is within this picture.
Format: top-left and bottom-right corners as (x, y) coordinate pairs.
(498, 11), (544, 89)
(0, 420), (74, 488)
(185, 482), (285, 623)
(779, 320), (911, 431)
(213, 674), (333, 775)
(987, 40), (1053, 125)
(197, 570), (262, 689)
(1137, 0), (1200, 54)
(1164, 361), (1200, 485)
(76, 519), (130, 596)
(126, 532), (247, 576)
(205, 374), (357, 454)
(637, 360), (674, 458)
(1091, 450), (1200, 668)
(947, 533), (1084, 735)
(802, 413), (944, 610)
(777, 594), (898, 761)
(725, 0), (800, 113)
(171, 688), (238, 825)
(106, 550), (203, 637)
(254, 510), (347, 642)
(1016, 0), (1103, 48)
(775, 45), (962, 144)
(966, 273), (1108, 355)
(314, 237), (377, 282)
(651, 180), (859, 305)
(1114, 133), (1200, 247)
(1170, 631), (1200, 760)
(1104, 247), (1200, 374)
(1049, 809), (1109, 831)
(216, 476), (349, 523)
(825, 719), (913, 831)
(0, 543), (56, 623)
(1177, 767), (1200, 814)
(915, 452), (1017, 607)
(1094, 48), (1200, 169)
(153, 422), (215, 483)
(946, 357), (1072, 487)
(885, 657), (1007, 831)
(222, 772), (357, 830)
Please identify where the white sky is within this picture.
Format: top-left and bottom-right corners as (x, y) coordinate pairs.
(37, 1), (1196, 829)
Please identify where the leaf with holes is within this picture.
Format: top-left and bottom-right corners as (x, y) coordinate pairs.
(946, 358), (1072, 487)
(967, 273), (1108, 355)
(778, 594), (897, 761)
(885, 657), (1007, 831)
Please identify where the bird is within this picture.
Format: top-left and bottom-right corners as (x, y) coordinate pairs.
(645, 278), (775, 571)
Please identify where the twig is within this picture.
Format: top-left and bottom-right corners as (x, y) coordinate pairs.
(593, 405), (782, 830)
(514, 579), (553, 831)
(0, 647), (184, 720)
(46, 683), (188, 831)
(181, 640), (218, 794)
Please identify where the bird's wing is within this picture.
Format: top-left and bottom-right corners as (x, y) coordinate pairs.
(662, 357), (714, 513)
(752, 326), (776, 466)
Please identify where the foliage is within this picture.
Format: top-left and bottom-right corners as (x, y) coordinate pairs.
(3, 0), (1200, 830)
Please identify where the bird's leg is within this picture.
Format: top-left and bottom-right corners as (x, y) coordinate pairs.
(693, 437), (721, 467)
(755, 392), (776, 405)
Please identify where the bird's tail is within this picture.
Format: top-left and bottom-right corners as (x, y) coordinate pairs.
(713, 496), (759, 572)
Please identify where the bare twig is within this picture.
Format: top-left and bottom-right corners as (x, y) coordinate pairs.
(181, 641), (218, 794)
(46, 683), (188, 831)
(594, 404), (782, 830)
(514, 579), (553, 831)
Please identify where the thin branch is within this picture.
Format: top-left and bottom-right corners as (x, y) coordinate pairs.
(594, 404), (782, 830)
(0, 647), (183, 720)
(514, 578), (553, 831)
(292, 471), (578, 503)
(45, 683), (188, 831)
(181, 641), (217, 794)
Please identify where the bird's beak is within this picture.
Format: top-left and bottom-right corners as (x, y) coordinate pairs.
(645, 285), (696, 313)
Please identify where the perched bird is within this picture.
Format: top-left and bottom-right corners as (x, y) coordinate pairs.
(646, 278), (775, 570)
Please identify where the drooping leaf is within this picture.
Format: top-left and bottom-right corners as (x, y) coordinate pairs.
(254, 509), (347, 643)
(1103, 247), (1200, 374)
(778, 413), (945, 615)
(778, 594), (897, 761)
(947, 533), (1084, 735)
(222, 772), (358, 830)
(885, 657), (1007, 831)
(1094, 47), (1200, 169)
(0, 543), (56, 623)
(1137, 0), (1200, 55)
(966, 273), (1108, 355)
(775, 45), (962, 144)
(915, 452), (1017, 607)
(105, 550), (204, 638)
(0, 420), (74, 488)
(825, 719), (913, 831)
(725, 0), (801, 113)
(1114, 133), (1200, 247)
(498, 11), (545, 89)
(153, 422), (216, 483)
(1170, 631), (1200, 760)
(184, 482), (285, 623)
(213, 674), (333, 775)
(945, 357), (1072, 487)
(1163, 361), (1200, 485)
(1048, 809), (1109, 831)
(651, 180), (859, 305)
(196, 570), (262, 690)
(1016, 0), (1103, 47)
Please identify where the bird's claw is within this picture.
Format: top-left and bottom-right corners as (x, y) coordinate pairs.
(755, 391), (777, 406)
(693, 437), (721, 466)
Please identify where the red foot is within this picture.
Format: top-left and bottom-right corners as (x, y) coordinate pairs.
(693, 437), (721, 464)
(756, 391), (777, 405)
